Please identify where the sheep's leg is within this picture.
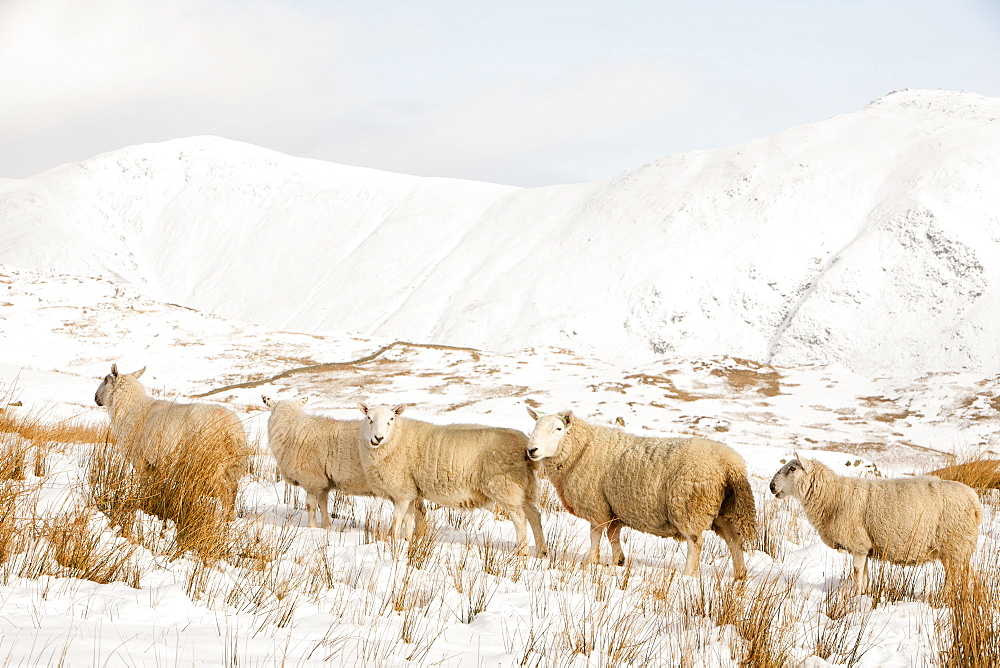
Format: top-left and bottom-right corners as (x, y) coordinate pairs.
(524, 502), (548, 558)
(401, 505), (413, 538)
(222, 485), (238, 521)
(607, 519), (626, 566)
(304, 491), (318, 528)
(586, 523), (603, 564)
(316, 490), (331, 529)
(713, 517), (747, 580)
(942, 556), (972, 591)
(412, 499), (428, 535)
(497, 503), (530, 556)
(390, 498), (414, 540)
(682, 534), (703, 577)
(850, 553), (868, 593)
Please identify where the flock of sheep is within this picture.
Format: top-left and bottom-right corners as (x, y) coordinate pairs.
(94, 364), (983, 593)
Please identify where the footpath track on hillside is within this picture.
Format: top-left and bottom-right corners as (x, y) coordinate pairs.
(191, 341), (480, 398)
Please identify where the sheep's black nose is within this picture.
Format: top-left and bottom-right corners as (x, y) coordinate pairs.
(527, 447), (538, 458)
(769, 481), (776, 493)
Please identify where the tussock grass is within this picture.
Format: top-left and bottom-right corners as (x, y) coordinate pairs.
(0, 386), (107, 465)
(4, 404), (1000, 666)
(929, 456), (1000, 490)
(937, 534), (1000, 667)
(38, 505), (142, 587)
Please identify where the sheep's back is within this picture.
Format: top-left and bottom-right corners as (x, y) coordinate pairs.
(267, 411), (329, 476)
(862, 476), (973, 563)
(408, 420), (528, 480)
(135, 400), (245, 460)
(602, 436), (732, 535)
(375, 419), (530, 505)
(320, 419), (370, 495)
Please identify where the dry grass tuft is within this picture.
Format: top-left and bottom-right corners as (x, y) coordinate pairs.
(679, 569), (801, 667)
(928, 458), (1000, 490)
(85, 427), (246, 561)
(39, 505), (142, 587)
(937, 555), (1000, 666)
(0, 388), (107, 448)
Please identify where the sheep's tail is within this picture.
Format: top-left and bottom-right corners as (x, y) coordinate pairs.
(721, 464), (759, 547)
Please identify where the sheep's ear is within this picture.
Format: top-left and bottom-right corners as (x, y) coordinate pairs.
(111, 364), (119, 378)
(527, 406), (541, 421)
(560, 410), (574, 427)
(393, 404), (406, 416)
(358, 402), (369, 416)
(130, 366), (146, 379)
(796, 453), (812, 473)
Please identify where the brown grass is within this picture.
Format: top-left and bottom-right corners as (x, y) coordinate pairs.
(39, 505), (142, 587)
(0, 402), (108, 447)
(623, 373), (700, 402)
(5, 394), (1000, 665)
(937, 561), (1000, 666)
(84, 426), (245, 561)
(928, 459), (1000, 490)
(703, 357), (784, 397)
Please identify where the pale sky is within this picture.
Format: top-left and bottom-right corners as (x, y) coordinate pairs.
(2, 0), (998, 186)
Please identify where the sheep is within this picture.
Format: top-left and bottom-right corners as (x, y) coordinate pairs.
(357, 403), (547, 557)
(769, 454), (982, 592)
(94, 364), (250, 518)
(526, 408), (757, 578)
(262, 395), (426, 530)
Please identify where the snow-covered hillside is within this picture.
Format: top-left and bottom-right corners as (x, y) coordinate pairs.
(1, 262), (999, 666)
(2, 89), (999, 375)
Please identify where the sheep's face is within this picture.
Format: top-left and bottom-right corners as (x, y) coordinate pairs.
(358, 403), (406, 448)
(526, 411), (572, 461)
(94, 373), (114, 407)
(769, 459), (807, 499)
(94, 364), (145, 408)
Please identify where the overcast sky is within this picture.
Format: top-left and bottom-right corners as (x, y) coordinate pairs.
(2, 0), (999, 186)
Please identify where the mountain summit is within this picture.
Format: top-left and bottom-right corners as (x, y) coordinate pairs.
(2, 89), (999, 375)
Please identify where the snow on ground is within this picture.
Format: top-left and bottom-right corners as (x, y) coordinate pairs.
(0, 264), (996, 666)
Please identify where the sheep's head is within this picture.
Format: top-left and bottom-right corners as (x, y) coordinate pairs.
(262, 395), (308, 411)
(358, 402), (405, 448)
(94, 363), (146, 407)
(526, 407), (573, 461)
(769, 454), (812, 499)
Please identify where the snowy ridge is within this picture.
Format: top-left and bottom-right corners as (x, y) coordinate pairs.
(2, 89), (1000, 375)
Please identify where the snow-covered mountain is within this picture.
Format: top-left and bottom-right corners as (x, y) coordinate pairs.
(2, 89), (999, 376)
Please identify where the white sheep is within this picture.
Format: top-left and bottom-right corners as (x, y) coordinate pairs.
(94, 364), (250, 517)
(357, 403), (547, 557)
(262, 395), (426, 530)
(526, 408), (757, 578)
(769, 454), (982, 592)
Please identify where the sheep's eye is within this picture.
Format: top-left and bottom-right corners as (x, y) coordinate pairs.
(788, 465), (796, 472)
